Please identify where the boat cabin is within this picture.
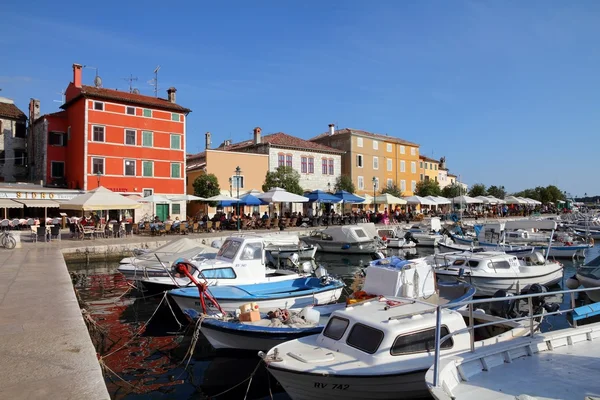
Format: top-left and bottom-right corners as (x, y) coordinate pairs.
(309, 226), (373, 243)
(435, 251), (524, 275)
(364, 257), (437, 299)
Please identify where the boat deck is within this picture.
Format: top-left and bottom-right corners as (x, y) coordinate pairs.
(452, 339), (600, 399)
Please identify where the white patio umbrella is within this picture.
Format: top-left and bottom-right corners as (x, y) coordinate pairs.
(138, 194), (172, 204)
(205, 194), (241, 202)
(475, 196), (493, 204)
(485, 195), (506, 204)
(60, 186), (142, 211)
(504, 195), (527, 205)
(433, 196), (451, 205)
(450, 195), (481, 204)
(404, 195), (437, 206)
(167, 194), (205, 201)
(374, 193), (407, 205)
(256, 187), (309, 203)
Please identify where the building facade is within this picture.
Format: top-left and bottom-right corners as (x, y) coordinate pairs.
(0, 97), (28, 182)
(29, 63), (191, 221)
(218, 128), (344, 192)
(311, 126), (420, 196)
(419, 155), (440, 183)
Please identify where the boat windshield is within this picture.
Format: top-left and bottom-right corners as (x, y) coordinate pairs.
(323, 317), (349, 340)
(346, 323), (384, 354)
(354, 229), (368, 238)
(217, 239), (241, 260)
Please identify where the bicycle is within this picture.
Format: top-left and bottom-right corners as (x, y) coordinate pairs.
(0, 230), (16, 250)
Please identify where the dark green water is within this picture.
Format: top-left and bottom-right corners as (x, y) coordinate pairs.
(69, 246), (597, 399)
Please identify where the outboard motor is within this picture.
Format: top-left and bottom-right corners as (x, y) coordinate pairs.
(404, 231), (419, 244)
(489, 289), (518, 319)
(521, 284), (560, 316)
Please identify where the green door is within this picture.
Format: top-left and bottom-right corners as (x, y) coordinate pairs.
(156, 204), (169, 222)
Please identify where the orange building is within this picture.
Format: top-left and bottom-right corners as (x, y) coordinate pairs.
(30, 63), (191, 221)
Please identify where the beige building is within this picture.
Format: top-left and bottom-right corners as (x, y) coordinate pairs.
(311, 125), (420, 196)
(419, 155), (440, 183)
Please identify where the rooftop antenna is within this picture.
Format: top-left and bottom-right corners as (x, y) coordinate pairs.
(83, 65), (102, 87)
(123, 74), (138, 93)
(148, 65), (160, 97)
(53, 90), (66, 104)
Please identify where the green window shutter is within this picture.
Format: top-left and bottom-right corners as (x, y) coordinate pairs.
(171, 113), (179, 121)
(170, 134), (181, 149)
(171, 163), (181, 178)
(142, 131), (153, 147)
(143, 161), (153, 177)
(143, 109), (152, 117)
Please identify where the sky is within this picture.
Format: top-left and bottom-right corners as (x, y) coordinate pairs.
(1, 0), (599, 197)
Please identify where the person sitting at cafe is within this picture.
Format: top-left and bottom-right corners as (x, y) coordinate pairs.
(261, 211), (269, 221)
(150, 216), (162, 233)
(171, 216), (181, 231)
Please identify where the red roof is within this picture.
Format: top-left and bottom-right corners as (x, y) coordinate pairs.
(311, 128), (418, 147)
(0, 101), (26, 120)
(419, 155), (440, 163)
(62, 85), (191, 113)
(219, 132), (344, 154)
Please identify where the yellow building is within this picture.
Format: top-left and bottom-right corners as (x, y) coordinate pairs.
(186, 149), (269, 217)
(311, 126), (420, 197)
(419, 155), (440, 183)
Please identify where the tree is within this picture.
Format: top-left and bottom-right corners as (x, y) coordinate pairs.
(487, 185), (506, 199)
(380, 184), (403, 198)
(333, 175), (356, 194)
(442, 183), (466, 198)
(262, 166), (304, 195)
(414, 180), (441, 197)
(193, 173), (221, 207)
(468, 183), (487, 197)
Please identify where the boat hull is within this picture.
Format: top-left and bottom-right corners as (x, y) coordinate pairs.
(301, 238), (382, 254)
(452, 235), (589, 258)
(267, 366), (430, 400)
(267, 246), (317, 259)
(171, 287), (344, 319)
(384, 239), (416, 248)
(436, 268), (564, 296)
(575, 273), (600, 302)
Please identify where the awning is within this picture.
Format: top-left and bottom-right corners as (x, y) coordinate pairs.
(0, 199), (23, 208)
(14, 199), (60, 208)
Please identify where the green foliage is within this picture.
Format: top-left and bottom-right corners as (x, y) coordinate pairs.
(193, 173), (221, 207)
(262, 166), (304, 195)
(380, 184), (403, 198)
(333, 175), (356, 194)
(487, 185), (506, 199)
(468, 183), (487, 197)
(414, 180), (441, 197)
(441, 183), (466, 198)
(512, 185), (565, 204)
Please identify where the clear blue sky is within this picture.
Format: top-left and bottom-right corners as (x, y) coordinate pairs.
(2, 1), (598, 197)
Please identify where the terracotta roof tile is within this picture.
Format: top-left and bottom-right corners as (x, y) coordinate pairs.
(419, 155), (440, 163)
(311, 128), (419, 147)
(0, 102), (26, 120)
(62, 85), (191, 113)
(220, 132), (345, 154)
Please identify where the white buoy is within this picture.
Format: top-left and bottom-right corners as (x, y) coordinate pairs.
(566, 277), (580, 290)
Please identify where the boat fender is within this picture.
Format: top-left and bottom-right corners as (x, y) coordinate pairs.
(565, 276), (580, 290)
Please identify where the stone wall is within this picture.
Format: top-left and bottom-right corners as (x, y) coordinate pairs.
(0, 117), (27, 182)
(29, 119), (47, 183)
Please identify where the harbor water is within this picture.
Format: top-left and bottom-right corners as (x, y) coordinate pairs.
(69, 246), (600, 400)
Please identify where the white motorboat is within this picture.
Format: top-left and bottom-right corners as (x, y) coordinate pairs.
(376, 227), (417, 248)
(437, 240), (535, 256)
(400, 217), (448, 247)
(200, 255), (475, 351)
(433, 251), (564, 296)
(300, 223), (385, 254)
(571, 254), (600, 302)
(138, 236), (312, 292)
(426, 291), (600, 400)
(263, 296), (535, 400)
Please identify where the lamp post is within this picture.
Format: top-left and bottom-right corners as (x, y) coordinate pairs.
(372, 176), (377, 213)
(96, 171), (102, 188)
(229, 177), (232, 197)
(327, 182), (331, 193)
(235, 166), (241, 231)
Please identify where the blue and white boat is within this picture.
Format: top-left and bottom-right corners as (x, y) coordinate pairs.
(169, 274), (344, 319)
(199, 256), (475, 351)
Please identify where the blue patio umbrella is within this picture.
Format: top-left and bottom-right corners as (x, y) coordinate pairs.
(304, 190), (342, 203)
(219, 193), (267, 207)
(333, 190), (365, 204)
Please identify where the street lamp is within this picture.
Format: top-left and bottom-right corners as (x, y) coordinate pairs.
(96, 171), (102, 188)
(229, 177), (232, 196)
(327, 182), (331, 193)
(234, 166), (242, 231)
(372, 176), (377, 213)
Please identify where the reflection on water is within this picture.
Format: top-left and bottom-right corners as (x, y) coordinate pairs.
(69, 245), (599, 399)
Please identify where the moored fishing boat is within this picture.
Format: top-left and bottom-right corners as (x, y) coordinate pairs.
(300, 224), (385, 254)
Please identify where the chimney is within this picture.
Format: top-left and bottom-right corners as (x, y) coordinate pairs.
(328, 123), (335, 136)
(29, 98), (40, 122)
(73, 63), (82, 88)
(224, 139), (231, 147)
(253, 126), (262, 144)
(167, 87), (177, 103)
(205, 132), (211, 150)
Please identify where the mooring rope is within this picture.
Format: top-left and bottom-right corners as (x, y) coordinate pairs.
(206, 360), (262, 399)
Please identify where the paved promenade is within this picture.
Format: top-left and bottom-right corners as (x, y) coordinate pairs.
(0, 247), (110, 399)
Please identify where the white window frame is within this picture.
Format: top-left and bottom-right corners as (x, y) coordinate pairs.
(411, 147), (416, 156)
(171, 162), (181, 178)
(142, 131), (153, 147)
(50, 161), (65, 178)
(386, 143), (392, 152)
(387, 178), (393, 188)
(170, 133), (181, 150)
(356, 137), (363, 148)
(400, 145), (405, 154)
(411, 180), (417, 192)
(124, 159), (136, 176)
(92, 125), (105, 142)
(92, 157), (104, 175)
(357, 176), (364, 190)
(373, 156), (379, 170)
(93, 101), (104, 111)
(231, 175), (244, 189)
(49, 131), (65, 146)
(400, 179), (406, 192)
(411, 161), (416, 173)
(126, 106), (136, 115)
(142, 160), (154, 177)
(356, 154), (363, 168)
(400, 160), (406, 172)
(124, 129), (136, 145)
(387, 158), (392, 172)
(373, 140), (378, 150)
(142, 188), (154, 197)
